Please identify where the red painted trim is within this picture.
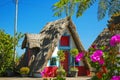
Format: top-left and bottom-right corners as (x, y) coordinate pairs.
(28, 49), (30, 62)
(60, 36), (70, 46)
(76, 66), (89, 76)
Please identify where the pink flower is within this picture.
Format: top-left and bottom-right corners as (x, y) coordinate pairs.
(90, 55), (100, 62)
(98, 58), (104, 65)
(90, 50), (103, 62)
(111, 76), (120, 80)
(93, 50), (103, 57)
(75, 52), (84, 62)
(40, 69), (46, 77)
(110, 34), (120, 46)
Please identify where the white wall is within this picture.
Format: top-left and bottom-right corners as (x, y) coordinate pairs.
(47, 28), (84, 67)
(47, 46), (59, 67)
(67, 29), (84, 66)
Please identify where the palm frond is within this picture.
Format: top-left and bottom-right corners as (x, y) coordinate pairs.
(69, 0), (76, 17)
(98, 0), (110, 20)
(88, 0), (97, 7)
(53, 0), (69, 17)
(108, 0), (120, 17)
(76, 0), (96, 17)
(53, 7), (65, 17)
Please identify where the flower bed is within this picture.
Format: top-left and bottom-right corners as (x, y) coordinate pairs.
(75, 34), (120, 80)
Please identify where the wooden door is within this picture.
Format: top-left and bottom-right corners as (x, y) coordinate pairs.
(61, 51), (69, 74)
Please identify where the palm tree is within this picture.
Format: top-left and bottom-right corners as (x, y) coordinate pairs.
(53, 0), (94, 17)
(53, 0), (120, 20)
(97, 0), (120, 20)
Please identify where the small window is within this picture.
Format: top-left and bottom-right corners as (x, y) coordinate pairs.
(50, 57), (57, 66)
(60, 36), (70, 46)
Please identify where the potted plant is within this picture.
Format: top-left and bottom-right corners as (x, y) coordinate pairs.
(70, 48), (79, 77)
(70, 67), (78, 77)
(20, 67), (30, 77)
(57, 66), (66, 77)
(57, 50), (65, 64)
(57, 50), (66, 77)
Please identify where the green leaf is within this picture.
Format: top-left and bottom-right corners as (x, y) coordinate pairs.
(0, 29), (23, 75)
(70, 48), (78, 57)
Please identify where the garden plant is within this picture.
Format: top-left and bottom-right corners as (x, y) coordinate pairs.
(76, 34), (120, 80)
(57, 50), (66, 77)
(70, 48), (79, 69)
(20, 67), (30, 76)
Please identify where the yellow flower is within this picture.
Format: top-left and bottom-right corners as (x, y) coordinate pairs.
(20, 67), (30, 75)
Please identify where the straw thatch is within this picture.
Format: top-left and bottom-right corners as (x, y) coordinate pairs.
(20, 17), (89, 74)
(86, 14), (120, 75)
(91, 14), (120, 49)
(22, 34), (42, 49)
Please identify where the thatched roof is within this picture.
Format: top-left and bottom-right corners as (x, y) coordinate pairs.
(91, 28), (112, 48)
(22, 34), (42, 49)
(21, 17), (88, 73)
(108, 14), (120, 32)
(87, 14), (120, 74)
(22, 17), (84, 51)
(90, 14), (120, 49)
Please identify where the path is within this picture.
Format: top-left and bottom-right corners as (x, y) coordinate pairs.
(0, 77), (91, 80)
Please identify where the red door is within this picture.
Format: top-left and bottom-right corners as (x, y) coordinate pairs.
(61, 51), (69, 74)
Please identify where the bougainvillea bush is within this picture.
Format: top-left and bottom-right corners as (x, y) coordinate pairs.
(76, 34), (120, 80)
(87, 34), (120, 80)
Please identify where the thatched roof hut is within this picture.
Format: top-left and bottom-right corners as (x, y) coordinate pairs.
(20, 17), (90, 74)
(90, 13), (120, 50)
(87, 13), (120, 75)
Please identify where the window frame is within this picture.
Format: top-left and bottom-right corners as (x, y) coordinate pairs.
(59, 35), (71, 49)
(49, 57), (57, 66)
(60, 36), (70, 47)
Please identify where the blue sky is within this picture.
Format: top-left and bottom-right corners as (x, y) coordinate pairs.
(0, 0), (109, 56)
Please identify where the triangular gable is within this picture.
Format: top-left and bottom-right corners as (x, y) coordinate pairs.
(20, 17), (89, 73)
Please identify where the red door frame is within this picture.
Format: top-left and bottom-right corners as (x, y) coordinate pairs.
(60, 51), (69, 75)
